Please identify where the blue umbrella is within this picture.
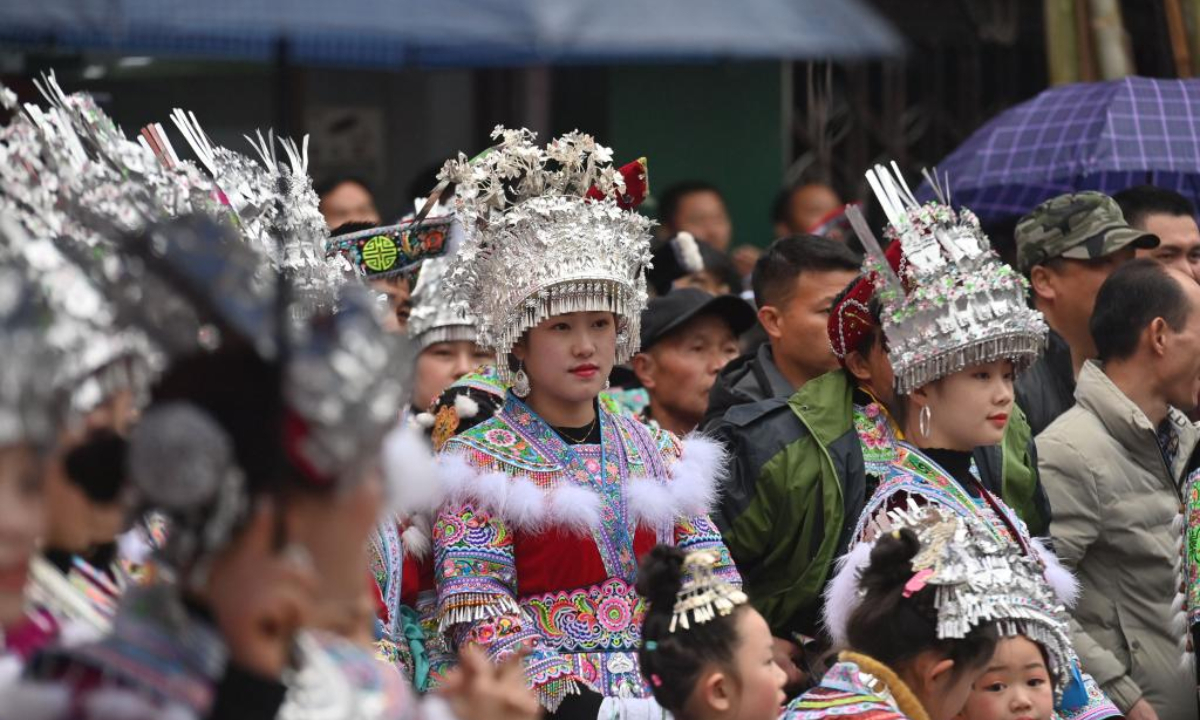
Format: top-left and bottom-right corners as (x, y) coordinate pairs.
(920, 77), (1200, 222)
(0, 0), (902, 68)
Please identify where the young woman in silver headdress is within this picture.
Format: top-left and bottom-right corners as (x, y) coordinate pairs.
(836, 165), (1118, 720)
(0, 76), (539, 720)
(429, 129), (736, 718)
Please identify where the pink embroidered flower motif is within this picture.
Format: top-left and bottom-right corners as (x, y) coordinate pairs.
(584, 458), (601, 474)
(597, 597), (632, 632)
(484, 428), (517, 447)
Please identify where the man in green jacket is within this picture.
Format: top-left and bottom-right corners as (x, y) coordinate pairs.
(709, 261), (1048, 654)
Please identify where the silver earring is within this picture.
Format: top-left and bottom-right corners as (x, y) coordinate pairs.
(603, 379), (611, 391)
(513, 363), (531, 398)
(918, 405), (932, 438)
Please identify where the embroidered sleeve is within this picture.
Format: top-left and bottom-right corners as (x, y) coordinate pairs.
(674, 514), (741, 587)
(664, 432), (741, 587)
(433, 497), (582, 710)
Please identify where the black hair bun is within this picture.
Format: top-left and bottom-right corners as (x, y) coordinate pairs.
(636, 544), (686, 609)
(859, 528), (921, 595)
(64, 429), (128, 504)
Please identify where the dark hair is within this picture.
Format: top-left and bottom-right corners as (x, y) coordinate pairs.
(1113, 185), (1196, 229)
(314, 176), (375, 203)
(408, 161), (456, 206)
(751, 234), (861, 309)
(847, 529), (997, 677)
(770, 186), (796, 227)
(648, 236), (742, 296)
(330, 220), (379, 237)
(659, 181), (724, 228)
(63, 429), (128, 504)
(637, 545), (747, 714)
(1091, 258), (1192, 363)
(150, 343), (289, 496)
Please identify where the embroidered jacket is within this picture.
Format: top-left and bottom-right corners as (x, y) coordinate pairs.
(433, 394), (736, 710)
(783, 659), (910, 720)
(369, 515), (456, 692)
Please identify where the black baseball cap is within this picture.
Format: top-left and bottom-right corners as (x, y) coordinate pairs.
(639, 288), (757, 351)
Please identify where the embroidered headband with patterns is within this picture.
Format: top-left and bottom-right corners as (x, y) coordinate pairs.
(670, 550), (749, 633)
(326, 216), (455, 281)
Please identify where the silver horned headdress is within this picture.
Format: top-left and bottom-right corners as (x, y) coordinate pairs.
(440, 127), (653, 382)
(846, 163), (1047, 394)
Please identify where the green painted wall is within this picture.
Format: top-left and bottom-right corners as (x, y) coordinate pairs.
(607, 62), (787, 248)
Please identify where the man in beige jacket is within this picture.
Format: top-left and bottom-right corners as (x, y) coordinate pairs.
(1038, 259), (1200, 720)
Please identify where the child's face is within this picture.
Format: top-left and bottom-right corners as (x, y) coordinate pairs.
(958, 637), (1054, 720)
(728, 609), (788, 720)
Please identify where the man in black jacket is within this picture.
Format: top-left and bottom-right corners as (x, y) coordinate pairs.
(703, 234), (859, 429)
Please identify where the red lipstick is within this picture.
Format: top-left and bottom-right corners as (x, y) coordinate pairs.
(570, 363), (600, 379)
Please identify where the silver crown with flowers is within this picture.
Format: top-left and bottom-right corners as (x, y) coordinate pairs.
(848, 163), (1047, 395)
(439, 127), (653, 382)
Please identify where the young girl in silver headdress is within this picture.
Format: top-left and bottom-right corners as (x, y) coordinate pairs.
(430, 129), (736, 718)
(797, 507), (1078, 720)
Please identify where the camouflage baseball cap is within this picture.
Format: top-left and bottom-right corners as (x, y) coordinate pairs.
(1015, 191), (1159, 274)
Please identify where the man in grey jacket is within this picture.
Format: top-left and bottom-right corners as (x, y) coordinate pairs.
(1038, 259), (1200, 720)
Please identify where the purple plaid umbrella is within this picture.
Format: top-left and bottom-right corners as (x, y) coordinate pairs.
(919, 77), (1200, 222)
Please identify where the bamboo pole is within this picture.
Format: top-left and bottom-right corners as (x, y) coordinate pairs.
(1165, 0), (1193, 77)
(1089, 0), (1135, 79)
(1045, 0), (1082, 85)
(1075, 0), (1099, 81)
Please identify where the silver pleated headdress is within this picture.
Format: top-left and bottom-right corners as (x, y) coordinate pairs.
(826, 504), (1076, 704)
(847, 163), (1047, 394)
(407, 253), (477, 352)
(0, 75), (414, 581)
(440, 127), (654, 382)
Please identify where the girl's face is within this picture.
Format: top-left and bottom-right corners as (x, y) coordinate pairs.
(411, 341), (493, 412)
(513, 311), (617, 407)
(729, 609), (788, 720)
(913, 359), (1015, 450)
(957, 637), (1054, 720)
(0, 444), (43, 629)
